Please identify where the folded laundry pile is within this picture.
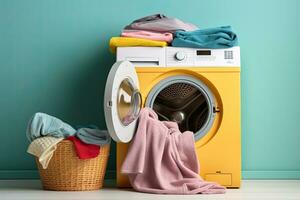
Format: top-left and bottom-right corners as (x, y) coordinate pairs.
(123, 14), (198, 33)
(26, 113), (110, 169)
(121, 108), (225, 194)
(172, 26), (238, 49)
(109, 37), (168, 53)
(109, 14), (238, 52)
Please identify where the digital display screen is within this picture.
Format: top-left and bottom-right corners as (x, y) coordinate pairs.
(196, 50), (211, 55)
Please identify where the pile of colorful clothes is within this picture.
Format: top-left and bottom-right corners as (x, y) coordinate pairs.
(26, 113), (110, 169)
(109, 14), (238, 53)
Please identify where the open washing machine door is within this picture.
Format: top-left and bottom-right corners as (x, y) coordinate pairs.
(104, 61), (142, 143)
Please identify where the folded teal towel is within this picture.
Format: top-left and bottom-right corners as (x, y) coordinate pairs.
(172, 26), (238, 49)
(26, 112), (76, 142)
(76, 128), (111, 146)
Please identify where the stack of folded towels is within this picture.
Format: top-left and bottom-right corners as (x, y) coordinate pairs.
(109, 14), (238, 53)
(26, 113), (111, 169)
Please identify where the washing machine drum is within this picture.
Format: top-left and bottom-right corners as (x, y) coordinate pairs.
(145, 76), (216, 141)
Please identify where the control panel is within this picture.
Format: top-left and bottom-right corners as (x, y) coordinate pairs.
(117, 46), (240, 67)
(165, 47), (240, 67)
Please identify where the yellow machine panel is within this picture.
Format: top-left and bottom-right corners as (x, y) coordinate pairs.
(117, 67), (241, 188)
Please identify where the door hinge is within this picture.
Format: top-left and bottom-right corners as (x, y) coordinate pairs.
(213, 106), (220, 113)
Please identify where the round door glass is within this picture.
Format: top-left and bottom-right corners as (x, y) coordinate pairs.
(145, 76), (215, 141)
(152, 82), (209, 133)
(117, 78), (141, 126)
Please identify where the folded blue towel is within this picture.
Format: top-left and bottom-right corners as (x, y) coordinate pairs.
(26, 112), (76, 142)
(172, 26), (238, 49)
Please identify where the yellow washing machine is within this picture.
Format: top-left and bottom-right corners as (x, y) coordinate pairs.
(104, 46), (241, 188)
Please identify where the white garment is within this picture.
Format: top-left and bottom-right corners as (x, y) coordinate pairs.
(27, 136), (63, 169)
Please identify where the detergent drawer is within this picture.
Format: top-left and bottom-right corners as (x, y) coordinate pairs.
(205, 173), (232, 186)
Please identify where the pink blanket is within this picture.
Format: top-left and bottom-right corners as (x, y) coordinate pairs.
(121, 108), (225, 194)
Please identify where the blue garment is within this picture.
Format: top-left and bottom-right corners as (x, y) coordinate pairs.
(76, 128), (111, 146)
(172, 26), (238, 49)
(26, 112), (76, 142)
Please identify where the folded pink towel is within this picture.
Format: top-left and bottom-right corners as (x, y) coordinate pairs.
(121, 30), (173, 43)
(121, 108), (226, 195)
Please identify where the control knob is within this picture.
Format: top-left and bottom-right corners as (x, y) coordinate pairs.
(175, 51), (186, 61)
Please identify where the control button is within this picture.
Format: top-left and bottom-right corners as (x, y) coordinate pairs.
(175, 51), (186, 61)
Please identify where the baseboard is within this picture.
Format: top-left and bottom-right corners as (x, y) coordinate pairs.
(0, 170), (116, 180)
(242, 170), (300, 179)
(0, 170), (39, 179)
(0, 170), (299, 180)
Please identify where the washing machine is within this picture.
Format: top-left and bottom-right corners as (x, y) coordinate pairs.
(104, 46), (241, 188)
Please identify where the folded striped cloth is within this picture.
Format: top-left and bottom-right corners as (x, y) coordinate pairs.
(27, 136), (63, 169)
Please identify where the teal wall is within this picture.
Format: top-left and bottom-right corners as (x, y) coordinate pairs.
(0, 0), (299, 179)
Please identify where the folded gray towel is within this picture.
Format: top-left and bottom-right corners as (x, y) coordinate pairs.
(76, 128), (111, 146)
(124, 14), (198, 33)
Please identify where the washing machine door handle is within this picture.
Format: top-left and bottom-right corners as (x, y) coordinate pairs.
(121, 88), (142, 126)
(132, 89), (142, 119)
(104, 61), (140, 143)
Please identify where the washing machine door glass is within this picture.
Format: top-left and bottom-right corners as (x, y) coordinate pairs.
(104, 61), (141, 143)
(145, 76), (216, 141)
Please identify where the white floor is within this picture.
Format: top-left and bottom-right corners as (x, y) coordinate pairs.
(0, 180), (299, 200)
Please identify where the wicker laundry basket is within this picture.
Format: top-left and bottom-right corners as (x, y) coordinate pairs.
(36, 140), (110, 191)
